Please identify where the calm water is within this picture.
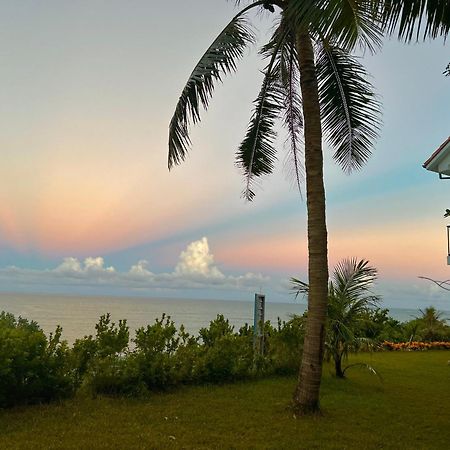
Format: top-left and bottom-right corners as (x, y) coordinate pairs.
(0, 292), (305, 343)
(0, 292), (446, 343)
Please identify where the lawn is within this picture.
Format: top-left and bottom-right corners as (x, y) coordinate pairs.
(0, 351), (449, 449)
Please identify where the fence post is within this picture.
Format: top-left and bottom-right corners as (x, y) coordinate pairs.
(253, 293), (265, 355)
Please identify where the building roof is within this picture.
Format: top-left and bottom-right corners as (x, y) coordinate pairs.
(423, 136), (450, 174)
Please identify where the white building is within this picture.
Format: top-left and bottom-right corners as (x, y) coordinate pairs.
(423, 136), (450, 264)
(423, 136), (450, 177)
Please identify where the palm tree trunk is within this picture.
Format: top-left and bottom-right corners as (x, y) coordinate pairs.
(292, 30), (329, 414)
(335, 354), (344, 378)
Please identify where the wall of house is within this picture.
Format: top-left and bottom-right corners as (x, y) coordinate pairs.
(437, 150), (450, 175)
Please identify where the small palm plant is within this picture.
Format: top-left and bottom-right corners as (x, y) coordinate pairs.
(292, 258), (379, 377)
(416, 306), (448, 341)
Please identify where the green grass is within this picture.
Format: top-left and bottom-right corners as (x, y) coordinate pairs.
(1, 351), (449, 449)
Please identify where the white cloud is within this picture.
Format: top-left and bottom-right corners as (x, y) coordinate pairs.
(0, 238), (269, 292)
(175, 237), (224, 278)
(55, 256), (115, 274)
(55, 257), (82, 273)
(84, 257), (115, 273)
(129, 259), (153, 277)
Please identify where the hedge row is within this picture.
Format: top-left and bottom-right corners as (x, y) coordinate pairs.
(0, 312), (304, 408)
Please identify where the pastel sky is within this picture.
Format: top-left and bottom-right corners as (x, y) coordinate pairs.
(0, 1), (449, 309)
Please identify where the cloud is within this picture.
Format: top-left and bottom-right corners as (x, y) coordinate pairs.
(1, 239), (447, 309)
(175, 237), (224, 278)
(0, 238), (269, 292)
(55, 256), (115, 275)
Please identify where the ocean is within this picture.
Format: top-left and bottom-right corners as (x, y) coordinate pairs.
(0, 292), (446, 344)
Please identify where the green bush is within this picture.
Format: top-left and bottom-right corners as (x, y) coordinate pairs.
(196, 315), (254, 382)
(0, 312), (74, 408)
(3, 304), (448, 406)
(85, 355), (144, 397)
(1, 311), (308, 404)
(266, 316), (305, 375)
(73, 314), (136, 396)
(360, 308), (404, 343)
(133, 314), (186, 389)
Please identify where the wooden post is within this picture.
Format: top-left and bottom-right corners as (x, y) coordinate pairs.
(253, 293), (265, 355)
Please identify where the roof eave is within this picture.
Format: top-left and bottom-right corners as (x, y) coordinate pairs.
(423, 136), (450, 173)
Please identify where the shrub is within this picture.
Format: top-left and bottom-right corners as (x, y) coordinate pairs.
(74, 314), (135, 396)
(0, 312), (74, 408)
(85, 354), (144, 397)
(192, 316), (252, 382)
(133, 314), (186, 389)
(266, 316), (305, 375)
(1, 311), (308, 403)
(360, 308), (404, 343)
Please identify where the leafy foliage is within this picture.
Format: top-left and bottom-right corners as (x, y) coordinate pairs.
(235, 58), (283, 200)
(414, 307), (450, 341)
(292, 258), (381, 377)
(168, 4), (258, 169)
(379, 0), (450, 41)
(265, 315), (306, 374)
(0, 312), (74, 408)
(285, 0), (383, 51)
(168, 1), (387, 200)
(70, 313), (306, 397)
(316, 42), (381, 172)
(1, 303), (448, 406)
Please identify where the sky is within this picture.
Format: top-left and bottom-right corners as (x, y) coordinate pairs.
(0, 1), (449, 309)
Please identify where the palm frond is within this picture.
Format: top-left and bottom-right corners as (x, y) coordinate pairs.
(236, 30), (286, 201)
(343, 362), (383, 382)
(316, 42), (381, 173)
(318, 0), (383, 52)
(379, 0), (450, 41)
(259, 19), (304, 195)
(233, 0), (280, 13)
(284, 0), (382, 52)
(168, 4), (262, 169)
(279, 31), (304, 195)
(418, 276), (450, 291)
(290, 277), (309, 300)
(331, 258), (378, 300)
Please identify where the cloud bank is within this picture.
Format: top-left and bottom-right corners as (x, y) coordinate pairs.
(1, 237), (448, 309)
(0, 238), (269, 292)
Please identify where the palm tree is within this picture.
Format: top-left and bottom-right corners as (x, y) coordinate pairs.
(168, 0), (381, 414)
(417, 306), (448, 341)
(292, 258), (379, 377)
(168, 1), (450, 414)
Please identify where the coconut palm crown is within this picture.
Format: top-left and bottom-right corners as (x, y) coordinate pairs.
(168, 1), (383, 199)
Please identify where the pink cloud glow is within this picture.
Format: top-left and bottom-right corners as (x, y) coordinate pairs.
(214, 218), (449, 280)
